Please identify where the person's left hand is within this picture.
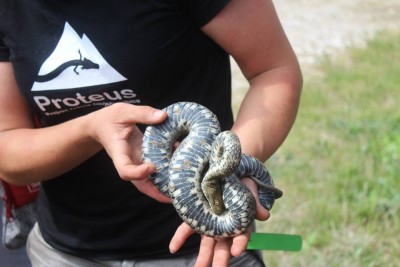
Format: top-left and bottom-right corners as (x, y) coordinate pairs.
(169, 178), (270, 267)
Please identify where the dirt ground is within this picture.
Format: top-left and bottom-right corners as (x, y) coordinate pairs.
(231, 0), (400, 100)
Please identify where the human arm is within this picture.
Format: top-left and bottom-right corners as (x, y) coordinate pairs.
(205, 0), (302, 161)
(169, 0), (302, 265)
(0, 62), (169, 202)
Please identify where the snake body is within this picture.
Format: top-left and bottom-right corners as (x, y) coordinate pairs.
(142, 102), (282, 237)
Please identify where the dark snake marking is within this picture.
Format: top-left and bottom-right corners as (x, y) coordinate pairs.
(36, 50), (99, 83)
(142, 102), (282, 237)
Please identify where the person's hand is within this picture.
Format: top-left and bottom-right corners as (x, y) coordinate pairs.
(169, 178), (270, 266)
(87, 103), (170, 203)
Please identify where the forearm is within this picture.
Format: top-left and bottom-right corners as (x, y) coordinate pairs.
(200, 0), (302, 161)
(232, 64), (302, 161)
(0, 115), (101, 184)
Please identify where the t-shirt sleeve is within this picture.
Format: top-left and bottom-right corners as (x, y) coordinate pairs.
(0, 36), (10, 62)
(181, 0), (231, 27)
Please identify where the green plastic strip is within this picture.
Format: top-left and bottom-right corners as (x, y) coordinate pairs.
(247, 233), (302, 251)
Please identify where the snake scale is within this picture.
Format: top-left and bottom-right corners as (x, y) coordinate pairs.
(142, 102), (282, 237)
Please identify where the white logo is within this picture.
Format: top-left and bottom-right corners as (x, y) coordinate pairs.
(27, 182), (40, 193)
(31, 22), (127, 91)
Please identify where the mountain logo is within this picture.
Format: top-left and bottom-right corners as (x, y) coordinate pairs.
(32, 22), (127, 91)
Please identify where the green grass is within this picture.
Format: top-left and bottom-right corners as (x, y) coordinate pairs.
(256, 31), (400, 267)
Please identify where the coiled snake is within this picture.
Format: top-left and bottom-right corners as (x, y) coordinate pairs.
(142, 102), (282, 237)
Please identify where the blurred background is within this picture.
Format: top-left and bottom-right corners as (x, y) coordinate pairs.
(231, 1), (400, 266)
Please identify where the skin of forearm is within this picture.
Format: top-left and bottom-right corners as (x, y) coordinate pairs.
(232, 64), (302, 162)
(0, 115), (102, 185)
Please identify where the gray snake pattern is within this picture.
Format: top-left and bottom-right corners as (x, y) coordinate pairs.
(142, 102), (282, 237)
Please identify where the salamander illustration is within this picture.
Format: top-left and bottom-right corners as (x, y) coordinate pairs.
(36, 50), (99, 83)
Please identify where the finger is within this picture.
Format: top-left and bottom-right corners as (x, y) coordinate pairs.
(231, 227), (252, 257)
(108, 129), (151, 180)
(194, 236), (216, 267)
(241, 178), (270, 221)
(132, 177), (171, 203)
(172, 140), (181, 152)
(169, 223), (195, 254)
(117, 161), (156, 180)
(115, 104), (167, 125)
(212, 238), (231, 267)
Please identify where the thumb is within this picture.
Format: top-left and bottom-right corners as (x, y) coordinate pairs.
(241, 178), (270, 221)
(116, 104), (167, 125)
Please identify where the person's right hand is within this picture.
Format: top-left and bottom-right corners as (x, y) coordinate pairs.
(87, 103), (170, 203)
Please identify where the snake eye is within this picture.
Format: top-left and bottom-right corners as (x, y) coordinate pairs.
(216, 146), (224, 158)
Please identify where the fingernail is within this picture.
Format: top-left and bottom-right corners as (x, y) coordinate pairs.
(154, 110), (165, 118)
(169, 246), (176, 254)
(148, 163), (157, 173)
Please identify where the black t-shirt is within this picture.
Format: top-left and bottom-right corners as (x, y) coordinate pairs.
(0, 0), (233, 260)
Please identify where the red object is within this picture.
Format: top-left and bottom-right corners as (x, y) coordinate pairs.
(1, 114), (41, 219)
(1, 181), (39, 219)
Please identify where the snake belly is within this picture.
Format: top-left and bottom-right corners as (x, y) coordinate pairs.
(142, 102), (282, 237)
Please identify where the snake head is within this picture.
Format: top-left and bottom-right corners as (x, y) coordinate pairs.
(201, 179), (225, 215)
